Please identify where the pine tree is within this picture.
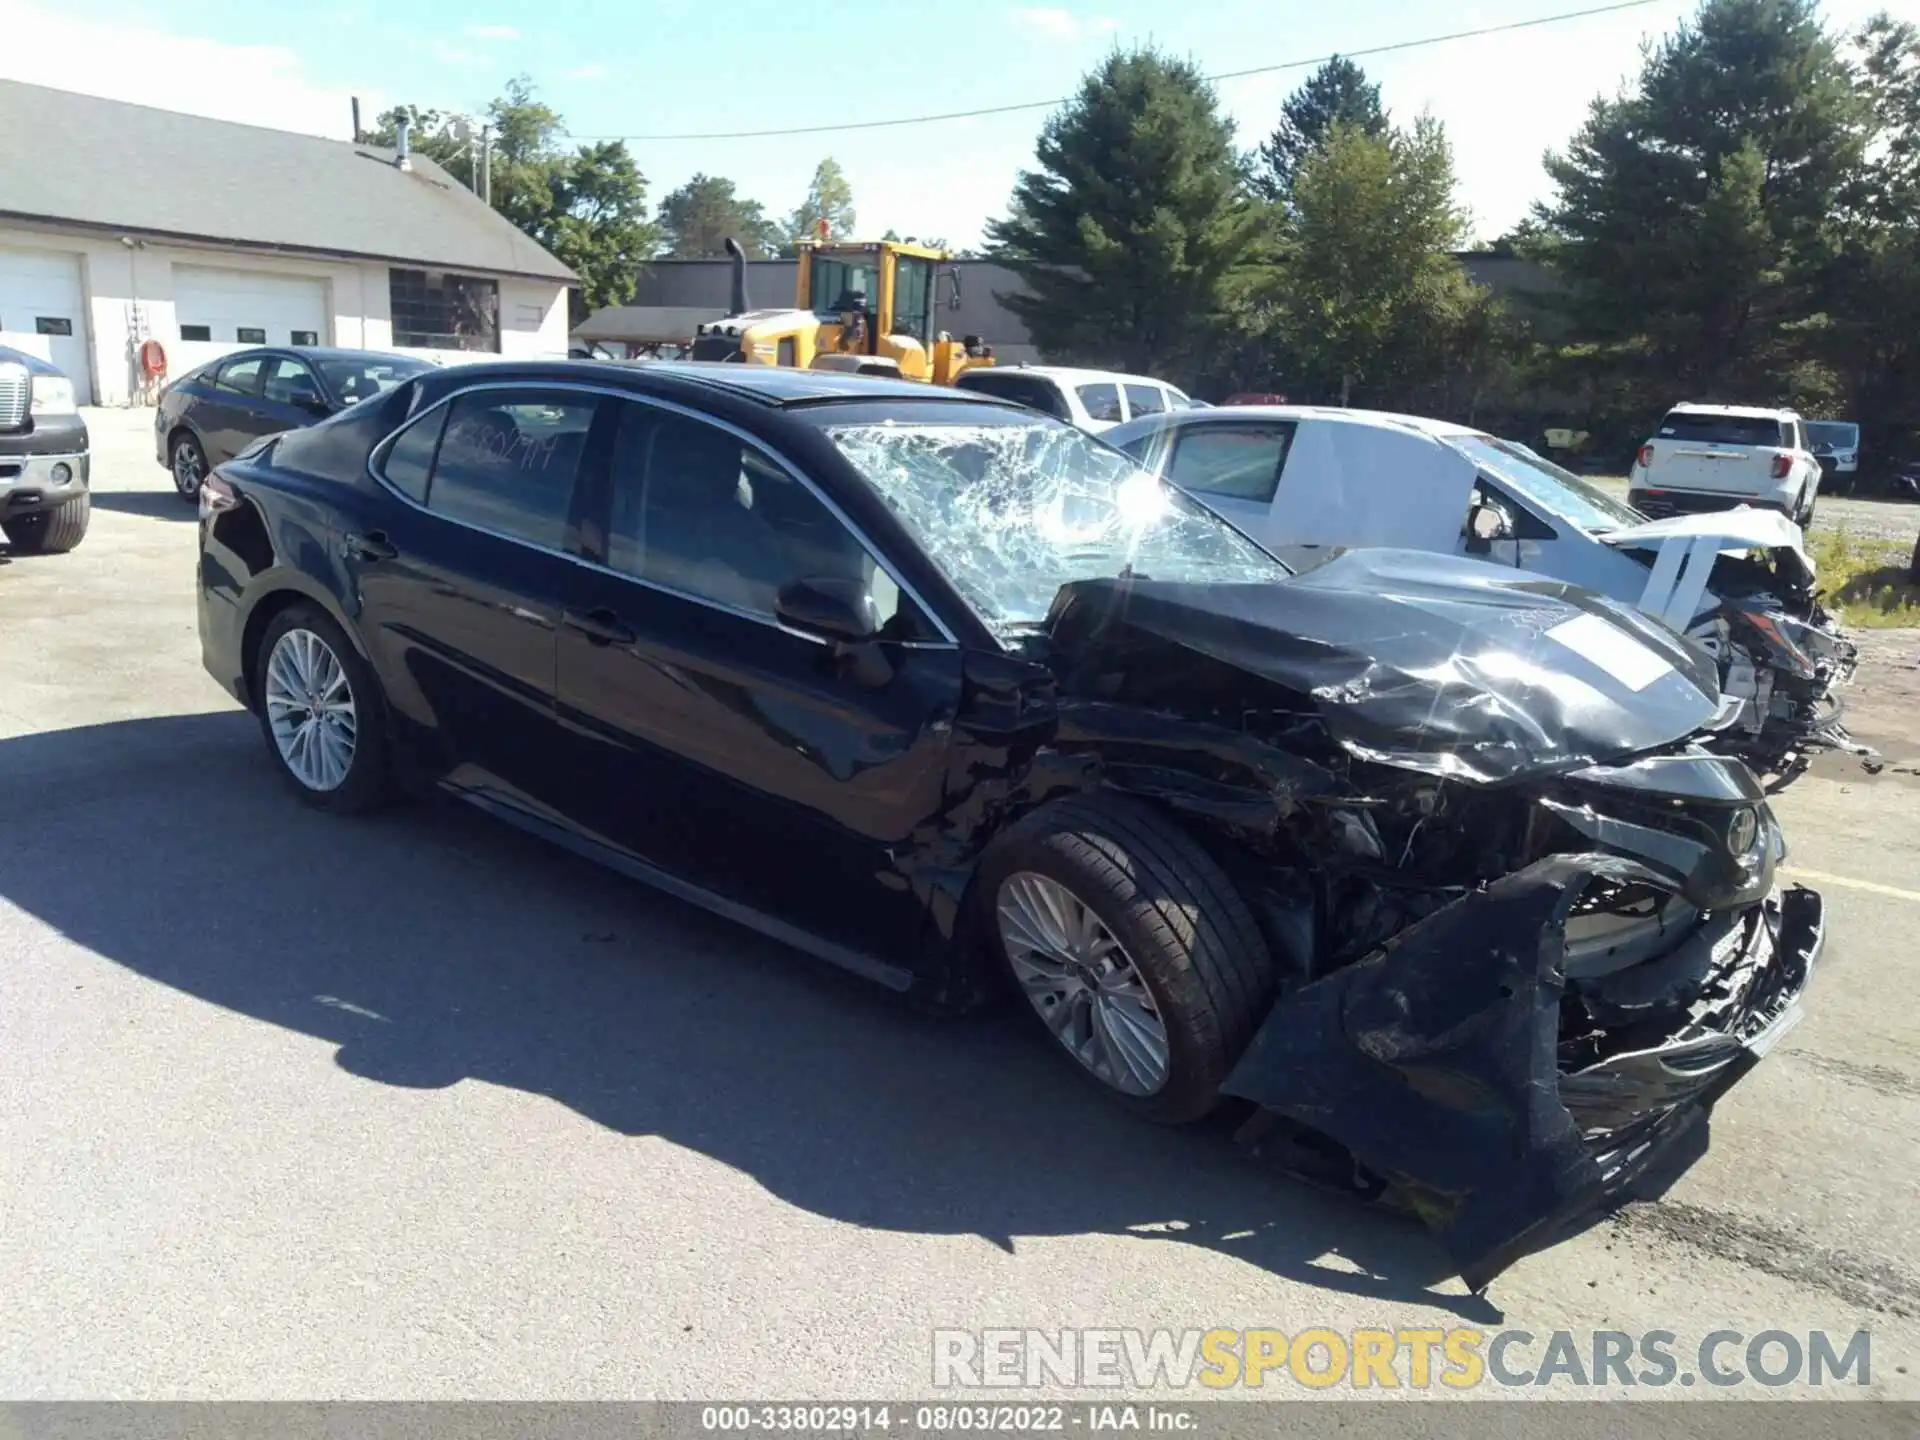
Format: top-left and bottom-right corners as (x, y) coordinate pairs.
(784, 159), (857, 247)
(1254, 56), (1388, 205)
(987, 47), (1260, 377)
(1535, 0), (1866, 402)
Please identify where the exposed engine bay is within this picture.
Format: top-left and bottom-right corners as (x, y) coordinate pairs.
(1010, 552), (1823, 1287)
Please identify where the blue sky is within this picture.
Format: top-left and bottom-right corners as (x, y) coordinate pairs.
(0, 0), (1890, 249)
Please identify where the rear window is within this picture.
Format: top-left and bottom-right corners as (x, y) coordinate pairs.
(1655, 412), (1785, 447)
(955, 371), (1070, 420)
(1077, 383), (1123, 423)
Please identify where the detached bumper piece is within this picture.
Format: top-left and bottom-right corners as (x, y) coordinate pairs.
(1220, 859), (1821, 1292)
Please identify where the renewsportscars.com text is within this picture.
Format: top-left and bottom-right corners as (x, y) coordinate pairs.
(931, 1328), (1872, 1390)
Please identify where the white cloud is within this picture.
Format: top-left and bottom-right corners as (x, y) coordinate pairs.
(0, 0), (376, 139)
(463, 23), (521, 40)
(1010, 7), (1118, 42)
(567, 63), (610, 80)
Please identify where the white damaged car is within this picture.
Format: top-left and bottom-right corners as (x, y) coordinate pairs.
(1107, 405), (1866, 781)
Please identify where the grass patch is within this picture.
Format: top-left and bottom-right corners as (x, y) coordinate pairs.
(1809, 529), (1920, 628)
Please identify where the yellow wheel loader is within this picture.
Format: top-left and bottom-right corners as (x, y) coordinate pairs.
(689, 236), (995, 383)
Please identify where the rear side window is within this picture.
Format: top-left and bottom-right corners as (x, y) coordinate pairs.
(422, 391), (598, 549)
(378, 406), (448, 504)
(1167, 423), (1294, 503)
(1124, 384), (1167, 417)
(1655, 412), (1786, 447)
(1077, 383), (1123, 423)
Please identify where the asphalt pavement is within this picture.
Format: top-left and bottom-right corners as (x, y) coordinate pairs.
(2, 409), (1918, 1401)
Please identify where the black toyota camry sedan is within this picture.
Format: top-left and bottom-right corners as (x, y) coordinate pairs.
(196, 360), (1820, 1288)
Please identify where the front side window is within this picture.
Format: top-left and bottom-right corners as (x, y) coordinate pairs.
(1168, 422), (1293, 503)
(215, 358), (264, 396)
(262, 356), (319, 405)
(1077, 384), (1123, 423)
(605, 403), (907, 626)
(890, 257), (934, 344)
(1124, 384), (1166, 418)
(819, 406), (1288, 632)
(810, 253), (882, 320)
(390, 268), (501, 351)
(424, 391), (596, 548)
(1448, 434), (1641, 533)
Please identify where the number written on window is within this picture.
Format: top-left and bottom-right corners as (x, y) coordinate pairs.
(424, 392), (597, 549)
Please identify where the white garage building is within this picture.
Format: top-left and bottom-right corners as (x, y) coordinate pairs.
(0, 80), (577, 406)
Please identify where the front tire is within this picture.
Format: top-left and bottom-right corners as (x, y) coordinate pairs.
(171, 432), (209, 501)
(2, 492), (90, 553)
(253, 604), (390, 812)
(978, 793), (1277, 1124)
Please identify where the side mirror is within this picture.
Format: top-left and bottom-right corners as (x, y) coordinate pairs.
(775, 576), (880, 644)
(290, 388), (329, 417)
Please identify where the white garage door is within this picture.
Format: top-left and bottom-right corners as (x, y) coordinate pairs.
(173, 266), (328, 348)
(0, 248), (92, 404)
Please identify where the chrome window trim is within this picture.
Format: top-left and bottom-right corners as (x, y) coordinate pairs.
(364, 378), (961, 648)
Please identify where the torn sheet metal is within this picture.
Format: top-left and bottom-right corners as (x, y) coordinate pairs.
(1221, 860), (1823, 1290)
(1044, 547), (1720, 785)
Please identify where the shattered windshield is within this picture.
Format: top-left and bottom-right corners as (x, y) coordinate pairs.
(819, 411), (1290, 630)
(1451, 435), (1643, 534)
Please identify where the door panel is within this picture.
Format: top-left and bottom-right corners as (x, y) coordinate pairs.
(345, 388), (606, 810)
(199, 355), (267, 463)
(554, 400), (961, 962)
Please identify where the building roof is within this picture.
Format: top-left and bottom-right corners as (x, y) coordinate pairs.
(572, 306), (725, 343)
(0, 80), (576, 284)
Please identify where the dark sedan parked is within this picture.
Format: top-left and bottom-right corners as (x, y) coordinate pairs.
(197, 360), (1818, 1289)
(156, 346), (433, 500)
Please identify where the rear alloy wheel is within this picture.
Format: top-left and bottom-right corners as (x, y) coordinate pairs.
(171, 433), (208, 501)
(979, 793), (1277, 1124)
(254, 605), (390, 812)
(1, 492), (90, 554)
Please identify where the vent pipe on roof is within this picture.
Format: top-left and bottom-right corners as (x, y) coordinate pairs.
(395, 118), (413, 172)
(351, 96), (362, 144)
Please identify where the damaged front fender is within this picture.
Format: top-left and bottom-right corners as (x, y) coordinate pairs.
(1220, 857), (1822, 1292)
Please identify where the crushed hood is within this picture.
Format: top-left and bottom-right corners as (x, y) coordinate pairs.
(1045, 547), (1721, 785)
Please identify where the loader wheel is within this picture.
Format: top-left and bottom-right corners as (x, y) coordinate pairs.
(978, 793), (1277, 1125)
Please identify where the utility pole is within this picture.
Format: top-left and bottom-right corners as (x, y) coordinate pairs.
(480, 128), (493, 205)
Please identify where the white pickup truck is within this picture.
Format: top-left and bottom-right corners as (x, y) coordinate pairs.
(1627, 403), (1823, 525)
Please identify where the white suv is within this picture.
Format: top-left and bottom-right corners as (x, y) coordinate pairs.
(1628, 403), (1823, 525)
(954, 365), (1196, 433)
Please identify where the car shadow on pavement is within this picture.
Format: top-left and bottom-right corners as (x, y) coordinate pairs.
(0, 710), (1501, 1321)
(88, 490), (195, 520)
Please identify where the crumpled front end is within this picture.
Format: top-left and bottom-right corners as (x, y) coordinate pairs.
(1694, 601), (1872, 781)
(1219, 750), (1822, 1291)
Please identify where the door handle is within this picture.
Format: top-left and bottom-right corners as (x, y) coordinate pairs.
(562, 606), (636, 647)
(343, 530), (397, 563)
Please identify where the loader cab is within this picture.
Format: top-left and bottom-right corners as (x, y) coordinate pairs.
(799, 242), (942, 354)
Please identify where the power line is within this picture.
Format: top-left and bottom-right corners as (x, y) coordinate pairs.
(562, 0), (1669, 143)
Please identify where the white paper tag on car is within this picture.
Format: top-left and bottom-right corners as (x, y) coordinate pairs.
(1547, 613), (1674, 691)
